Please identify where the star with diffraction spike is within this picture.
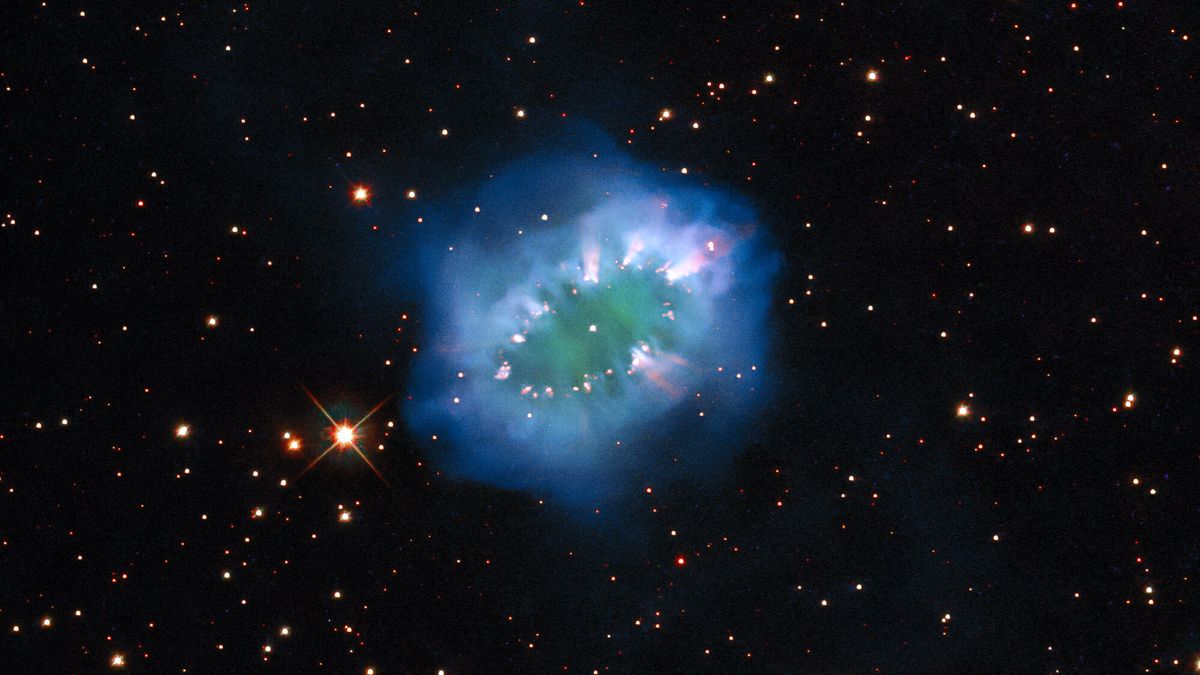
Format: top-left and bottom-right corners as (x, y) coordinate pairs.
(299, 387), (392, 485)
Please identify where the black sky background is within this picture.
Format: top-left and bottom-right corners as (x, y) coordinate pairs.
(3, 0), (1200, 672)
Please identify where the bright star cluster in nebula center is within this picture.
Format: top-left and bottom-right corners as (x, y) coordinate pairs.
(406, 144), (779, 504)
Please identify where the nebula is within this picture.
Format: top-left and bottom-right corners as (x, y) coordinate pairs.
(404, 133), (780, 506)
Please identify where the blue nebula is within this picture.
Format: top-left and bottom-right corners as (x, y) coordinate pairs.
(404, 133), (780, 507)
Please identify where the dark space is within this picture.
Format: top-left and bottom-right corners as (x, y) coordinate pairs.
(2, 1), (1199, 672)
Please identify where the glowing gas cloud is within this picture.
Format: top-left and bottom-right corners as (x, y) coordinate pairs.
(405, 133), (780, 506)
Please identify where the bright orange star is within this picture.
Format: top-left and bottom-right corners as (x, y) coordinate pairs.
(351, 185), (370, 204)
(299, 387), (392, 484)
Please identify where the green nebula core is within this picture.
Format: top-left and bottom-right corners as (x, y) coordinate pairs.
(497, 265), (691, 399)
